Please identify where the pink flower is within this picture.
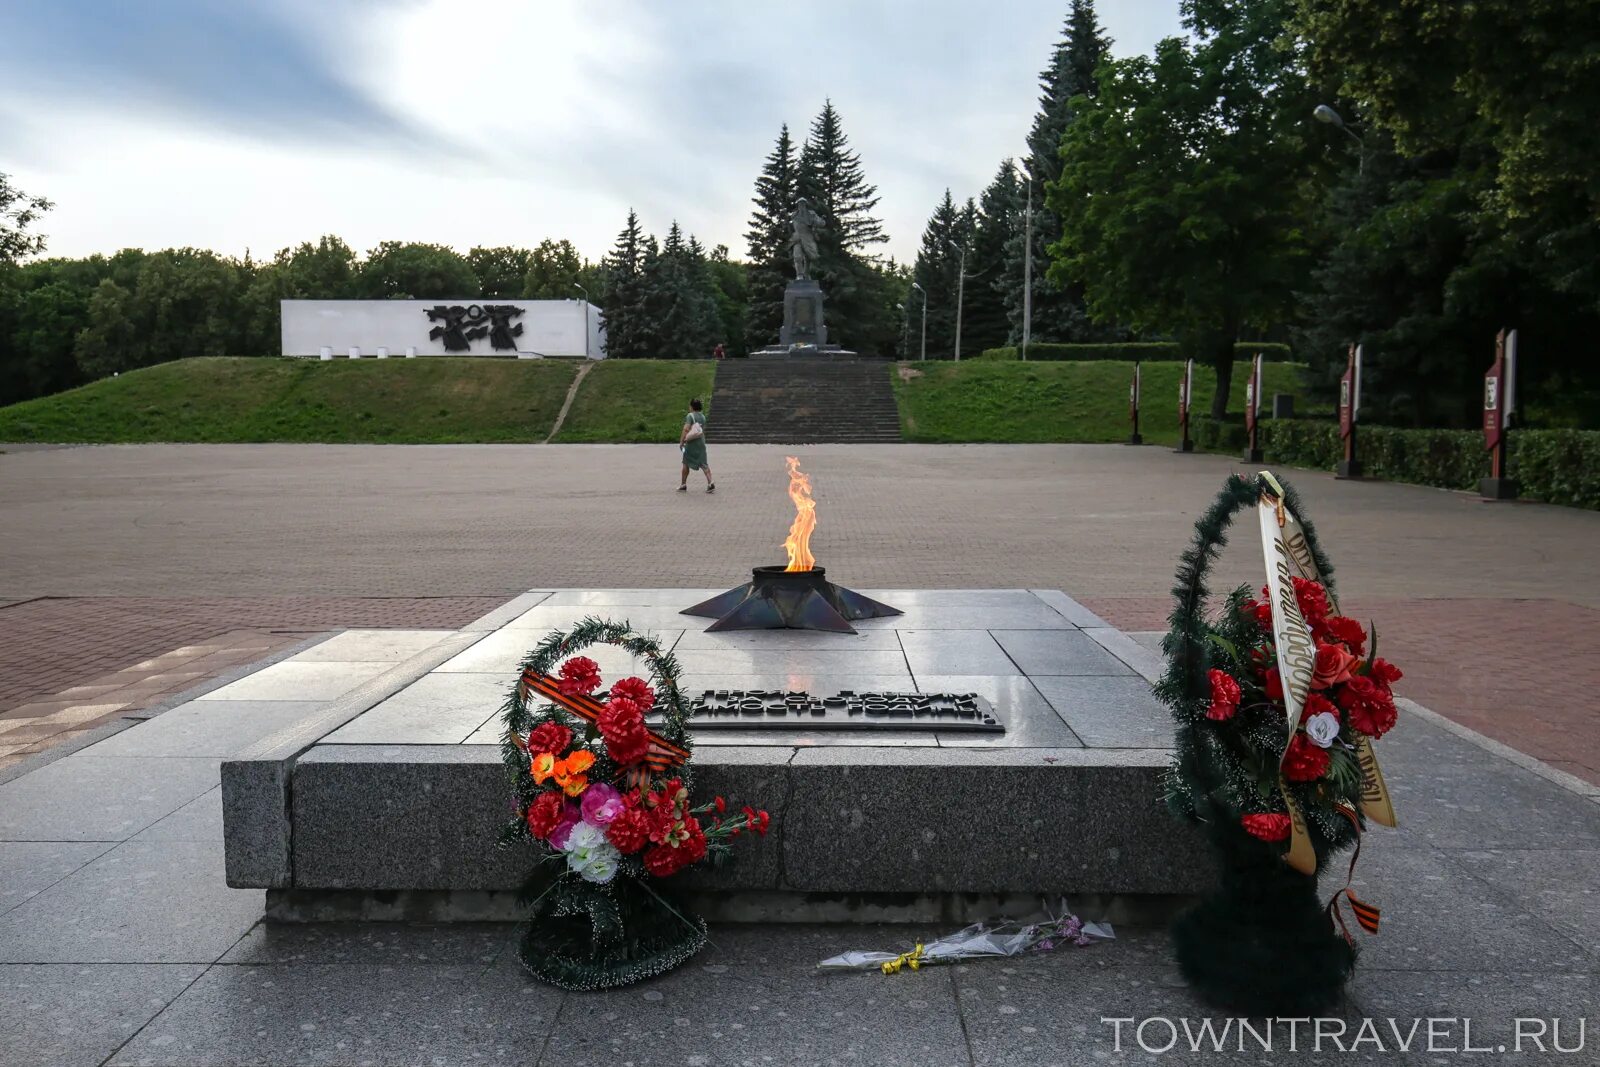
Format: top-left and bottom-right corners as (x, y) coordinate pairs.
(547, 802), (582, 849)
(580, 783), (625, 827)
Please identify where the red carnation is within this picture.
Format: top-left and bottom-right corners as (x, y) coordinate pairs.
(610, 676), (656, 709)
(1346, 691), (1399, 739)
(1336, 674), (1379, 710)
(557, 656), (602, 696)
(680, 816), (707, 864)
(1241, 813), (1292, 842)
(1206, 668), (1241, 722)
(525, 791), (566, 840)
(605, 806), (651, 854)
(525, 721), (573, 757)
(599, 696), (650, 766)
(1283, 732), (1331, 782)
(1324, 616), (1367, 655)
(1264, 666), (1284, 702)
(751, 809), (771, 835)
(1310, 643), (1358, 690)
(643, 843), (686, 878)
(1292, 577), (1331, 626)
(1369, 657), (1403, 686)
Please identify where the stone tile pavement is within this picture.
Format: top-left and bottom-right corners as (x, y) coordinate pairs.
(0, 641), (1594, 1065)
(0, 598), (506, 769)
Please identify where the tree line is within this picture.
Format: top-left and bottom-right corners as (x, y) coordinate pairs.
(4, 0), (1597, 427)
(913, 0), (1598, 426)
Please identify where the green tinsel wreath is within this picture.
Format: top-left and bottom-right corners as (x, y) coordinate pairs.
(497, 617), (707, 991)
(1154, 473), (1359, 1016)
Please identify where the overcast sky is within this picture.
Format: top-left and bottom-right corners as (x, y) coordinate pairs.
(3, 0), (1184, 266)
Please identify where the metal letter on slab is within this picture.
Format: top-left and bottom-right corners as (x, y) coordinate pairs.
(675, 690), (1003, 734)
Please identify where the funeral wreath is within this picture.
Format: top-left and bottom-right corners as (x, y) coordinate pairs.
(1156, 472), (1401, 1015)
(499, 618), (769, 990)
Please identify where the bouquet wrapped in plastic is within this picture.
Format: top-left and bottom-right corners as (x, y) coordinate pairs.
(820, 907), (1114, 975)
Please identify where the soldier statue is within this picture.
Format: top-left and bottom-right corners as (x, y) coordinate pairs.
(789, 198), (823, 280)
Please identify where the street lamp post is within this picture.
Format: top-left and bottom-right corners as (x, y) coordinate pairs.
(1313, 104), (1365, 174)
(947, 239), (967, 361)
(911, 282), (927, 361)
(896, 302), (908, 360)
(1022, 177), (1033, 361)
(573, 282), (590, 359)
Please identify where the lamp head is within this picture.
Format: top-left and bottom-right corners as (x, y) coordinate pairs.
(1313, 104), (1344, 127)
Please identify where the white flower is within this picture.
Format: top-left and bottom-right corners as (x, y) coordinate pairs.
(1304, 711), (1341, 749)
(579, 844), (620, 884)
(563, 823), (606, 854)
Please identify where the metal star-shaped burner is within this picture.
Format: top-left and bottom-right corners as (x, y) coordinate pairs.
(680, 457), (900, 633)
(681, 565), (901, 634)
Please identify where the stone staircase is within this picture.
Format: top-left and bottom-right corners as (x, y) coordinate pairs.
(707, 359), (903, 443)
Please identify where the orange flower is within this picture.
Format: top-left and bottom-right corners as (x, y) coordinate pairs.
(551, 750), (596, 796)
(531, 752), (556, 784)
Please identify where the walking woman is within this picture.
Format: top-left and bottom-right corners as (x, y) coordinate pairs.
(678, 398), (714, 493)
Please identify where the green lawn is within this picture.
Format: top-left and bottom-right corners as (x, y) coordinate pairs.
(0, 357), (577, 443)
(555, 360), (717, 442)
(892, 360), (1311, 444)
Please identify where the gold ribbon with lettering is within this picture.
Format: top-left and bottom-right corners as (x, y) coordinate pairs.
(1256, 476), (1319, 875)
(1259, 473), (1397, 830)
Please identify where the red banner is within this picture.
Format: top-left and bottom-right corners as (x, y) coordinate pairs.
(1339, 348), (1355, 440)
(1483, 333), (1505, 452)
(1244, 357), (1259, 434)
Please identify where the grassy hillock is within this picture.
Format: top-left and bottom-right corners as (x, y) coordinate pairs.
(554, 360), (717, 442)
(0, 357), (578, 443)
(892, 359), (1311, 444)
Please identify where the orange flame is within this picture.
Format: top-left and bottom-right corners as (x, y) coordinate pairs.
(782, 456), (816, 571)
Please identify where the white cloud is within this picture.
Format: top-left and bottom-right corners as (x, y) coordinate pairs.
(8, 0), (1185, 265)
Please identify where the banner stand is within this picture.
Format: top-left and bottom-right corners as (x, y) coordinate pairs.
(1336, 344), (1363, 479)
(1175, 358), (1194, 453)
(1479, 329), (1519, 501)
(1127, 362), (1143, 445)
(1243, 353), (1264, 462)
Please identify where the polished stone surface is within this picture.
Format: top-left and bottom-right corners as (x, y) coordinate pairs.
(0, 754), (222, 842)
(0, 841), (113, 917)
(109, 959), (561, 1067)
(83, 700), (327, 758)
(0, 838), (263, 963)
(0, 963), (206, 1067)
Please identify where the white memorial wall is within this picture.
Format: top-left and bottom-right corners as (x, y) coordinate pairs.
(280, 299), (606, 359)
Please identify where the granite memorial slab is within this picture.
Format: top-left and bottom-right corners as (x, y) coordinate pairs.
(221, 589), (1213, 909)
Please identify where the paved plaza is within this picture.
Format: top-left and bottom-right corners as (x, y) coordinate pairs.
(4, 443), (1598, 782)
(1, 442), (1598, 1065)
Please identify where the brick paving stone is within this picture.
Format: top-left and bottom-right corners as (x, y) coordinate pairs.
(1, 443), (1596, 783)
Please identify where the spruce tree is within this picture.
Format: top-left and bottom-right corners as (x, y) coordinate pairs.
(641, 223), (721, 359)
(911, 189), (963, 358)
(970, 160), (1023, 353)
(796, 100), (891, 351)
(744, 125), (798, 350)
(1004, 0), (1112, 343)
(602, 210), (649, 359)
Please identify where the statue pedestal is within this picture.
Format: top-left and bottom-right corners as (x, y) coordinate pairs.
(780, 279), (828, 350)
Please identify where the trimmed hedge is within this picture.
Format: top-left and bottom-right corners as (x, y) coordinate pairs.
(976, 342), (1293, 363)
(1194, 417), (1600, 510)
